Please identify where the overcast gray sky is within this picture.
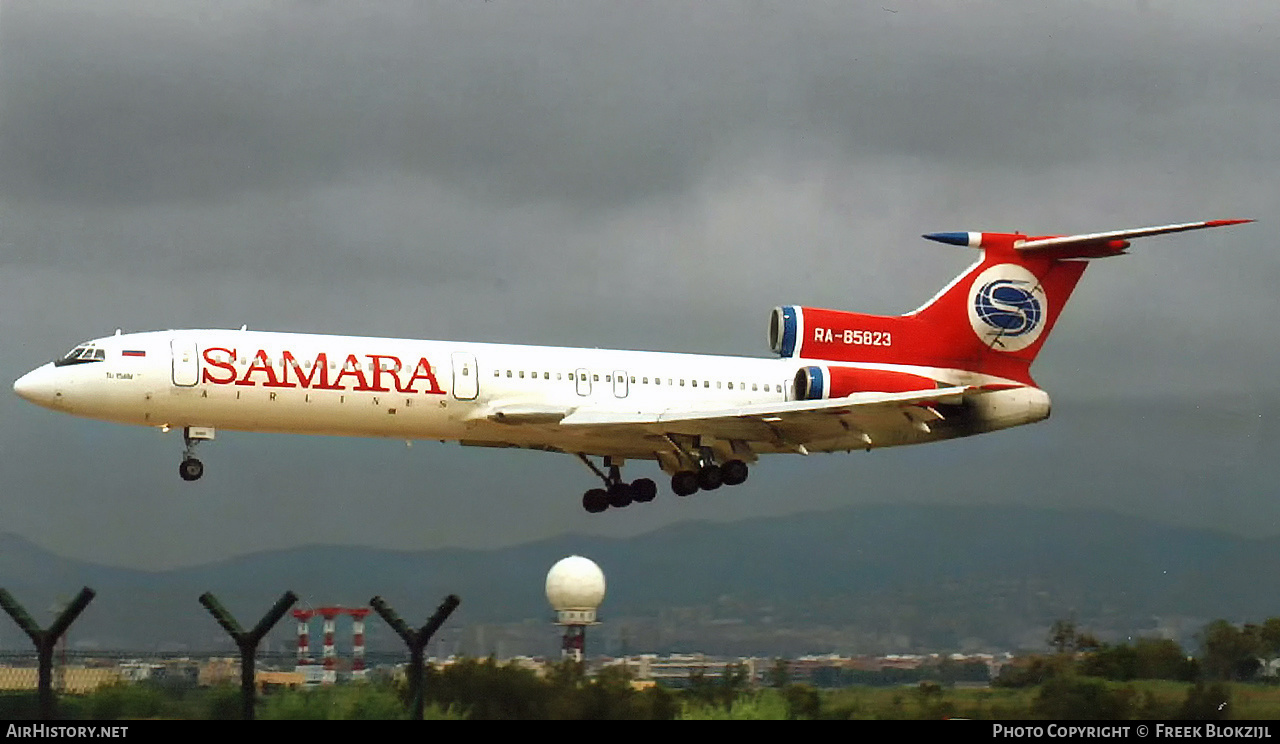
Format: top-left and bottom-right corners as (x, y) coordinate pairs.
(0, 1), (1276, 570)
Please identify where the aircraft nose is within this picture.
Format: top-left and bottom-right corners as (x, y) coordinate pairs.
(13, 365), (59, 407)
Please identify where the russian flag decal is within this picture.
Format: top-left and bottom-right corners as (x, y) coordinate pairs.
(122, 350), (146, 357)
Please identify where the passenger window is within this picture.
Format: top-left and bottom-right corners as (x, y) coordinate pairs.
(593, 374), (599, 382)
(519, 371), (525, 378)
(507, 370), (513, 378)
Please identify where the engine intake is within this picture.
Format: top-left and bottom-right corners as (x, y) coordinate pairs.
(793, 366), (825, 400)
(769, 306), (802, 358)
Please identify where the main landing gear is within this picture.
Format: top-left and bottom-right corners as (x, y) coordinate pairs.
(576, 449), (752, 512)
(670, 456), (749, 497)
(577, 455), (657, 514)
(178, 426), (215, 482)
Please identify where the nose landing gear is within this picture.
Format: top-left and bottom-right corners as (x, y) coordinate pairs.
(178, 426), (215, 482)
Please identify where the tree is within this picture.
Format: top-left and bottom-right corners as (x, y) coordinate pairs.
(767, 658), (790, 688)
(1049, 618), (1102, 655)
(1201, 620), (1262, 682)
(1180, 681), (1231, 720)
(1032, 676), (1136, 720)
(782, 684), (821, 719)
(1079, 638), (1198, 682)
(1049, 619), (1078, 655)
(1256, 618), (1280, 676)
(685, 662), (751, 712)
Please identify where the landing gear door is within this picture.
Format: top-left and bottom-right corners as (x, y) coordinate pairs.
(171, 338), (199, 387)
(451, 352), (479, 400)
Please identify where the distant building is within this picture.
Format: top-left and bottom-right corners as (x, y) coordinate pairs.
(0, 666), (119, 693)
(614, 654), (760, 688)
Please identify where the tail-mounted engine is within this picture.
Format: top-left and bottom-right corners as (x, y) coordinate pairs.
(793, 365), (939, 400)
(770, 305), (901, 363)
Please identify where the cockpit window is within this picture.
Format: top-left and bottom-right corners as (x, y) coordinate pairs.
(53, 345), (106, 367)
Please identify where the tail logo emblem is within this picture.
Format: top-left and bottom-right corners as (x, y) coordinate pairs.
(968, 264), (1047, 352)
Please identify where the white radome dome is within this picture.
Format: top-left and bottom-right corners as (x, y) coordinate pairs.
(545, 555), (606, 611)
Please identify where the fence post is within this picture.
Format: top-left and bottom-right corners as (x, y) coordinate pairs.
(199, 591), (298, 720)
(0, 587), (95, 720)
(370, 594), (460, 720)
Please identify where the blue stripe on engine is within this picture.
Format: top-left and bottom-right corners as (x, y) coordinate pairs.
(808, 366), (824, 400)
(781, 306), (798, 357)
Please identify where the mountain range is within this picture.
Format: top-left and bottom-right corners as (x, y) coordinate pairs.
(3, 503), (1278, 658)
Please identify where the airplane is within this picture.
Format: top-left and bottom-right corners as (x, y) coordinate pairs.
(12, 219), (1251, 513)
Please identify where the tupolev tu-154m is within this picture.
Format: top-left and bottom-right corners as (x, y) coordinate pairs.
(13, 219), (1251, 513)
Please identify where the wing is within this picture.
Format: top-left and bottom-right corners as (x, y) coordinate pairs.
(557, 386), (978, 452)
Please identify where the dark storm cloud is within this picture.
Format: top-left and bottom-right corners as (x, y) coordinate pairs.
(3, 2), (1277, 211)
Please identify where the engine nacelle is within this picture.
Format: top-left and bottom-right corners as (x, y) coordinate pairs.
(793, 365), (939, 400)
(770, 305), (903, 361)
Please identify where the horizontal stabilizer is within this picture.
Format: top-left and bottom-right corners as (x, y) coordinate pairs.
(1016, 219), (1253, 256)
(923, 219), (1252, 259)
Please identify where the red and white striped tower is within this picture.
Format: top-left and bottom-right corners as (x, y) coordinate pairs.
(348, 608), (370, 680)
(318, 607), (342, 684)
(291, 609), (314, 670)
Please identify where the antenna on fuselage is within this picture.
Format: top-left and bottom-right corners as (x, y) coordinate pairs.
(114, 329), (121, 336)
(239, 324), (248, 331)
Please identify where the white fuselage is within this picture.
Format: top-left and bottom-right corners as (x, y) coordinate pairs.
(13, 328), (1050, 467)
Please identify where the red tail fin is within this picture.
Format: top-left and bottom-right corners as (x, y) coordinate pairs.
(769, 220), (1250, 385)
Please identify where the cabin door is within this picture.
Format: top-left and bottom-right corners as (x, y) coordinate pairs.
(451, 352), (478, 400)
(171, 338), (199, 387)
